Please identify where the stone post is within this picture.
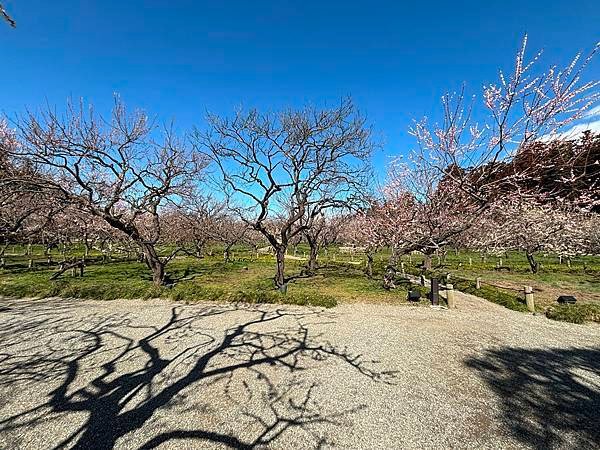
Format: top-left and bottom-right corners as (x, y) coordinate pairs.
(476, 277), (481, 289)
(469, 257), (472, 267)
(446, 283), (456, 309)
(524, 286), (535, 312)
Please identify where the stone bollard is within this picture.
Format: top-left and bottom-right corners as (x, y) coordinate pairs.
(446, 283), (456, 309)
(524, 286), (535, 312)
(476, 277), (481, 289)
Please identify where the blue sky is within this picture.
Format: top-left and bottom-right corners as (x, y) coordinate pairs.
(2, 0), (599, 176)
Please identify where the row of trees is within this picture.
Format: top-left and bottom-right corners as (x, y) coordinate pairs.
(1, 37), (599, 289)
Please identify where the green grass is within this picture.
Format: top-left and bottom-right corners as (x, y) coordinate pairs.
(546, 303), (600, 324)
(402, 249), (600, 311)
(404, 265), (529, 312)
(2, 245), (599, 321)
(0, 254), (423, 308)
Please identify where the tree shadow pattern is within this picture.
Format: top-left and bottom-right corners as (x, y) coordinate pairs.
(0, 300), (396, 449)
(465, 347), (600, 449)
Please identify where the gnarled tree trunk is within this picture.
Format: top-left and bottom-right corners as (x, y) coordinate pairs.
(306, 237), (319, 273)
(526, 251), (539, 274)
(365, 251), (374, 278)
(141, 243), (165, 286)
(274, 246), (287, 292)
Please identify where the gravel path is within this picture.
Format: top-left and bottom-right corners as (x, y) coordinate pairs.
(0, 294), (598, 449)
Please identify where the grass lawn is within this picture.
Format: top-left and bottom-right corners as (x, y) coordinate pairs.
(400, 250), (600, 308)
(1, 245), (598, 322)
(0, 248), (427, 308)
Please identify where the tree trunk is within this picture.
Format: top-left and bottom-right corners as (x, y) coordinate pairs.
(274, 247), (287, 292)
(141, 244), (165, 286)
(307, 242), (319, 273)
(526, 252), (539, 274)
(383, 249), (399, 290)
(423, 254), (432, 271)
(365, 252), (374, 278)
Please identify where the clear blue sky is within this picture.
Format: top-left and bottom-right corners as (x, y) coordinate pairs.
(2, 0), (599, 174)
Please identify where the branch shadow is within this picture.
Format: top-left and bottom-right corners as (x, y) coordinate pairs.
(0, 299), (395, 449)
(465, 347), (600, 449)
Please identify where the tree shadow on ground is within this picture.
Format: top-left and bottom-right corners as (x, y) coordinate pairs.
(0, 299), (396, 449)
(465, 347), (600, 449)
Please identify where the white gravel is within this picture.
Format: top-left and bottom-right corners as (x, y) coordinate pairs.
(0, 294), (598, 449)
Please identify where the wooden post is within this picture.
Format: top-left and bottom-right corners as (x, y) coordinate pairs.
(469, 257), (472, 267)
(499, 258), (503, 267)
(28, 258), (33, 269)
(476, 277), (481, 289)
(446, 283), (456, 309)
(524, 286), (535, 312)
(400, 261), (405, 275)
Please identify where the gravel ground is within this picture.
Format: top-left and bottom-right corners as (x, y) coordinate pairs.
(0, 294), (598, 449)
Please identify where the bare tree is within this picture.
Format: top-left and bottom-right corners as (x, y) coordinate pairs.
(0, 121), (65, 259)
(6, 98), (205, 285)
(0, 2), (16, 28)
(213, 215), (249, 262)
(196, 99), (374, 291)
(302, 213), (343, 273)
